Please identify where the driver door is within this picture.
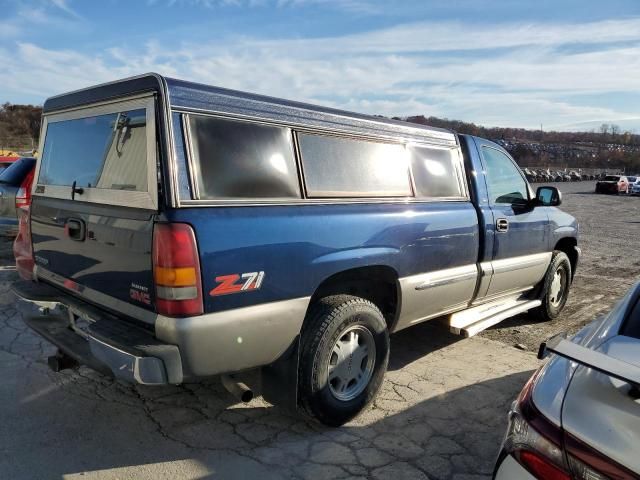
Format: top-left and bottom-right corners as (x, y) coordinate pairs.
(476, 140), (551, 299)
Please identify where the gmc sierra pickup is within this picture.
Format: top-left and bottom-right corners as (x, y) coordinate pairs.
(13, 74), (579, 426)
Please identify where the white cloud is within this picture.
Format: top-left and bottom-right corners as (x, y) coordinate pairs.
(48, 0), (81, 18)
(1, 17), (639, 130)
(149, 0), (376, 11)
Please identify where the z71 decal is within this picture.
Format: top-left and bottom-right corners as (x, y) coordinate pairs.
(210, 271), (265, 296)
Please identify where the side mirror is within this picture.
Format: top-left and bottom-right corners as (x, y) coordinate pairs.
(536, 186), (562, 206)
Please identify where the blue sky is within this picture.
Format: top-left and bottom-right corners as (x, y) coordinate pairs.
(1, 0), (640, 131)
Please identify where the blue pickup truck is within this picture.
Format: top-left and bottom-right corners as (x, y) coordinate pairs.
(13, 74), (579, 426)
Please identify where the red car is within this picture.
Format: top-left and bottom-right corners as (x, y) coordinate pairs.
(595, 175), (629, 194)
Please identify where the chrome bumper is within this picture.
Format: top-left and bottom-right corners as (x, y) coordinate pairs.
(13, 280), (182, 385)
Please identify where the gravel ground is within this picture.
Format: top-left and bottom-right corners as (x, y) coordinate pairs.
(480, 181), (640, 350)
(0, 181), (636, 479)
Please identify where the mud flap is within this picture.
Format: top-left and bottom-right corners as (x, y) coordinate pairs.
(261, 335), (300, 412)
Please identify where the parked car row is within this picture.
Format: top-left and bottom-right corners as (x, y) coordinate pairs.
(523, 168), (592, 183)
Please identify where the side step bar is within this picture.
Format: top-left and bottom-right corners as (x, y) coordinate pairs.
(449, 296), (541, 337)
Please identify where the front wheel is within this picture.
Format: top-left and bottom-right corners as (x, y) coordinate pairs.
(529, 251), (572, 322)
(298, 295), (389, 427)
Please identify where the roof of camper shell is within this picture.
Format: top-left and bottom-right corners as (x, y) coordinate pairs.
(42, 73), (457, 146)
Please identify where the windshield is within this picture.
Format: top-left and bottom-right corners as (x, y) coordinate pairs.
(604, 175), (620, 181)
(628, 177), (637, 183)
(0, 158), (35, 186)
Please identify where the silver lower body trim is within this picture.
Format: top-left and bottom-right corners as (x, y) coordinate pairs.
(483, 252), (552, 299)
(395, 264), (478, 331)
(155, 296), (311, 377)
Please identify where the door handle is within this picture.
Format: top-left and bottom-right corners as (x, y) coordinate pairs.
(65, 218), (86, 241)
(496, 218), (509, 233)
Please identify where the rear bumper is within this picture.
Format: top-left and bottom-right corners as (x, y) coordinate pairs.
(13, 280), (182, 385)
(14, 279), (310, 382)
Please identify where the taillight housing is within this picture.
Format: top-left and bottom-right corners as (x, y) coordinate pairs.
(13, 205), (34, 280)
(503, 370), (571, 480)
(152, 223), (203, 317)
(15, 168), (34, 210)
(503, 368), (637, 480)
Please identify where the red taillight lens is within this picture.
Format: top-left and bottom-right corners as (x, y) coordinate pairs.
(152, 223), (203, 317)
(13, 206), (34, 280)
(519, 451), (571, 480)
(15, 168), (34, 209)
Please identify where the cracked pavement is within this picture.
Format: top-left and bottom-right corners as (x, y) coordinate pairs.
(6, 181), (629, 480)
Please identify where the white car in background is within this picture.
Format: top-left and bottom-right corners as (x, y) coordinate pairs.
(629, 176), (640, 195)
(494, 282), (640, 479)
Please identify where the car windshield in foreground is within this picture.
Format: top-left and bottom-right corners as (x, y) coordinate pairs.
(0, 158), (36, 186)
(604, 175), (620, 181)
(628, 177), (637, 183)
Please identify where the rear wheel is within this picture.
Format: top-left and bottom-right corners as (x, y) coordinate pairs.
(298, 295), (389, 427)
(529, 251), (572, 322)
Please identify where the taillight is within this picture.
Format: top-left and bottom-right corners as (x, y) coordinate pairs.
(152, 223), (203, 316)
(15, 168), (34, 209)
(503, 368), (638, 480)
(502, 369), (572, 479)
(13, 205), (34, 280)
(565, 429), (638, 480)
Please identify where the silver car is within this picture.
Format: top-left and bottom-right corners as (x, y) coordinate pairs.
(494, 282), (640, 479)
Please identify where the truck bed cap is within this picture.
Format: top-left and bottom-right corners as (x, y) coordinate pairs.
(43, 73), (457, 146)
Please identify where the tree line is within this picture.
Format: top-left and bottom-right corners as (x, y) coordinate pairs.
(1, 101), (638, 171)
(0, 103), (42, 152)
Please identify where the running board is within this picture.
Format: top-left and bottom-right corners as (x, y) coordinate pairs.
(449, 296), (542, 338)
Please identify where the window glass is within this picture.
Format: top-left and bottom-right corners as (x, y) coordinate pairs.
(39, 109), (148, 191)
(299, 134), (412, 198)
(482, 147), (528, 205)
(409, 145), (463, 198)
(187, 115), (300, 200)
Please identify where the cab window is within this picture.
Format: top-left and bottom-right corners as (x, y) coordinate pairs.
(482, 147), (528, 205)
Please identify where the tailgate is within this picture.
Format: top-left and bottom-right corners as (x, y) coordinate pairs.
(31, 96), (159, 320)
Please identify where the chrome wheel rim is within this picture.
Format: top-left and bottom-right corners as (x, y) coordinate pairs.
(327, 325), (376, 402)
(549, 267), (567, 307)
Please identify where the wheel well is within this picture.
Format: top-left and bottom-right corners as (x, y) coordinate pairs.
(554, 237), (578, 279)
(308, 266), (400, 330)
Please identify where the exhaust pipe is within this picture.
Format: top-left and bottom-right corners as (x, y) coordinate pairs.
(47, 350), (78, 372)
(221, 375), (253, 403)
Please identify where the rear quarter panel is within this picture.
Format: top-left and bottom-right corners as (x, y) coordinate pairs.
(165, 202), (480, 314)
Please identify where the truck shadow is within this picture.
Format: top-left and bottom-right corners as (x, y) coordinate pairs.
(388, 319), (464, 371)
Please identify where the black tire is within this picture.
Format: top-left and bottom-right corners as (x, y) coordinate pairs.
(529, 251), (572, 322)
(298, 295), (389, 427)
